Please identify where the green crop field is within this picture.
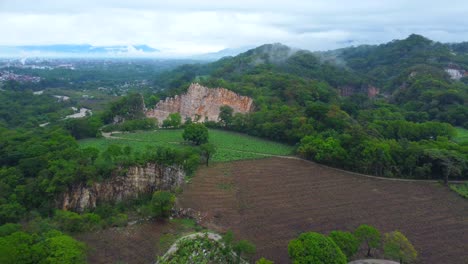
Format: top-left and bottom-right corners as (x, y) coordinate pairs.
(454, 127), (468, 144)
(80, 129), (295, 162)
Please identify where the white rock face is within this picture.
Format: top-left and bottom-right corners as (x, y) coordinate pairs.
(146, 83), (254, 123)
(65, 108), (92, 119)
(445, 68), (465, 80)
(59, 163), (185, 212)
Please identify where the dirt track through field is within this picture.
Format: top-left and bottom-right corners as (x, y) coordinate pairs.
(178, 157), (468, 264)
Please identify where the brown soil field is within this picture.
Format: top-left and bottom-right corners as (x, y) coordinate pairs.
(178, 157), (468, 264)
(75, 219), (196, 264)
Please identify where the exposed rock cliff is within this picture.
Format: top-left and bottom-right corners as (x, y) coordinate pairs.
(339, 84), (380, 98)
(59, 163), (184, 212)
(146, 83), (254, 123)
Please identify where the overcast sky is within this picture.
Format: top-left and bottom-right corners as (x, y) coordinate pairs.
(1, 0), (467, 56)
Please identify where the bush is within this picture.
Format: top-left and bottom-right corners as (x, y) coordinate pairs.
(329, 231), (359, 260)
(53, 210), (102, 233)
(183, 123), (209, 145)
(288, 232), (347, 264)
(107, 213), (128, 227)
(142, 191), (175, 218)
(384, 231), (417, 263)
(0, 223), (22, 237)
(354, 224), (381, 257)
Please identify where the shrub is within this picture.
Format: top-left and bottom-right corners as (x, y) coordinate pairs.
(183, 123), (209, 145)
(53, 210), (102, 233)
(288, 232), (347, 264)
(354, 224), (381, 257)
(384, 231), (417, 264)
(0, 223), (21, 237)
(329, 230), (359, 260)
(145, 191), (175, 218)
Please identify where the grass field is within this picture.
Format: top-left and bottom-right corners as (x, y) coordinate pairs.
(454, 127), (468, 144)
(80, 129), (295, 162)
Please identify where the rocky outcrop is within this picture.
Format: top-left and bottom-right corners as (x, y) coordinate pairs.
(445, 68), (466, 80)
(146, 83), (254, 123)
(339, 85), (380, 98)
(59, 163), (185, 212)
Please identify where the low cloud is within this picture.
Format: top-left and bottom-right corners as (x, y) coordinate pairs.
(0, 0), (467, 56)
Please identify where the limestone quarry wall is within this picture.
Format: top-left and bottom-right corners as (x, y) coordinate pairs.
(146, 83), (254, 123)
(59, 163), (185, 212)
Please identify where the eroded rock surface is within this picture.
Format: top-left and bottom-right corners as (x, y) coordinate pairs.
(59, 163), (185, 212)
(146, 83), (254, 123)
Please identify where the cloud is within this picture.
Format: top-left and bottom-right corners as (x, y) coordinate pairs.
(0, 0), (467, 56)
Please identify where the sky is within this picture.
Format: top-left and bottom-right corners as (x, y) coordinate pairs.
(1, 0), (467, 57)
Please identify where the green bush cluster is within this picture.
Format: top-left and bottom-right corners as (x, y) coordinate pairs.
(288, 225), (417, 263)
(0, 224), (86, 264)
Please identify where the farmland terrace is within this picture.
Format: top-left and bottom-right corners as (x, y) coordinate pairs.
(178, 157), (468, 264)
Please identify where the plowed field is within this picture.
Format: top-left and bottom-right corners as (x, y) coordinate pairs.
(178, 157), (468, 263)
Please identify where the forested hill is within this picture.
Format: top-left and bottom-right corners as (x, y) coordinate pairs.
(154, 34), (467, 181)
(319, 34), (468, 89)
(158, 34), (468, 92)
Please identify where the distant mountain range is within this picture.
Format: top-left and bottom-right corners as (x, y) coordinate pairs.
(0, 44), (160, 58)
(0, 44), (254, 60)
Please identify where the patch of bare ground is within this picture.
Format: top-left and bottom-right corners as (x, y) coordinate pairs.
(178, 157), (468, 264)
(75, 219), (190, 264)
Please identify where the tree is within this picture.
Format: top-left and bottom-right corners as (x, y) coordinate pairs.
(329, 231), (359, 260)
(297, 135), (347, 166)
(32, 231), (86, 264)
(183, 123), (209, 145)
(234, 239), (256, 263)
(148, 191), (175, 218)
(200, 143), (217, 166)
(288, 232), (347, 264)
(420, 149), (466, 185)
(383, 231), (417, 264)
(162, 113), (182, 128)
(354, 224), (381, 257)
(219, 105), (234, 127)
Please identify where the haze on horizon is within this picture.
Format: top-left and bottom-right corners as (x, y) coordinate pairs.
(1, 0), (467, 57)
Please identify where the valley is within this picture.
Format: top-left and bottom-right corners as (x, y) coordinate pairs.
(1, 32), (467, 264)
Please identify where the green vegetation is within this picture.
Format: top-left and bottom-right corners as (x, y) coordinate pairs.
(454, 127), (468, 143)
(159, 234), (236, 264)
(288, 232), (347, 264)
(256, 257), (274, 264)
(159, 231), (256, 264)
(183, 123), (209, 145)
(80, 129), (294, 162)
(383, 231), (417, 264)
(328, 231), (359, 260)
(155, 35), (467, 181)
(139, 191), (175, 218)
(0, 225), (86, 264)
(101, 117), (157, 132)
(0, 90), (71, 128)
(450, 183), (468, 198)
(162, 113), (182, 128)
(355, 224), (381, 257)
(290, 226), (416, 263)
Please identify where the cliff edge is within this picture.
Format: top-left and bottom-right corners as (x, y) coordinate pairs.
(146, 83), (254, 123)
(59, 163), (184, 212)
